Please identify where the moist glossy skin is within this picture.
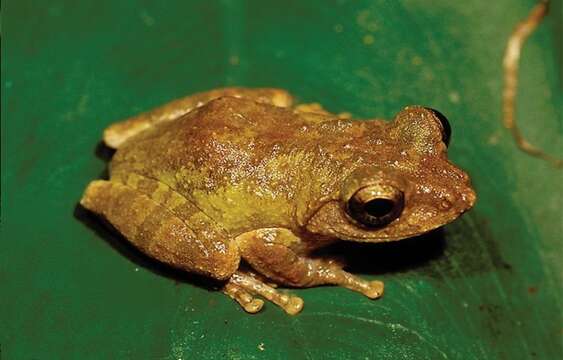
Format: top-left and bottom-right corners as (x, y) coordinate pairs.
(81, 87), (476, 315)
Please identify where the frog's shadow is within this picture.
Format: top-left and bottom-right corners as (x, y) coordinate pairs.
(316, 230), (446, 276)
(75, 141), (447, 288)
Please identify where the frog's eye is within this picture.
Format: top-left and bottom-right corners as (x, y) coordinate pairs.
(346, 184), (404, 228)
(424, 107), (451, 147)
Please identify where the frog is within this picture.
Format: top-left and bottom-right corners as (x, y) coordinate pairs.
(81, 87), (476, 315)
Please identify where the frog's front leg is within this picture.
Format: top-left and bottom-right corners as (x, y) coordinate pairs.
(235, 229), (384, 307)
(222, 276), (265, 314)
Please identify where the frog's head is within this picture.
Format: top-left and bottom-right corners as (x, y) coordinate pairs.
(305, 106), (476, 242)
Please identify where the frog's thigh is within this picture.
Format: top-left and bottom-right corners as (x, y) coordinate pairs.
(80, 180), (239, 280)
(104, 87), (294, 148)
(236, 229), (383, 299)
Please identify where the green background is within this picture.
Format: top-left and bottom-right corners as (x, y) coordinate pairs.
(2, 0), (562, 359)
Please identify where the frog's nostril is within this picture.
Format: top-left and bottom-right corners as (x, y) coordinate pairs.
(440, 199), (453, 210)
(462, 188), (477, 209)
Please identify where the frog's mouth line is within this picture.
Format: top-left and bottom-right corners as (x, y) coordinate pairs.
(330, 227), (421, 243)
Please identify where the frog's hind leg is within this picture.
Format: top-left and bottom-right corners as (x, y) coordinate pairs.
(103, 87), (294, 148)
(80, 179), (240, 280)
(223, 271), (304, 315)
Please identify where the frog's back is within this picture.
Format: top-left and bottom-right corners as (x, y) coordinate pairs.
(109, 97), (341, 233)
(111, 97), (312, 183)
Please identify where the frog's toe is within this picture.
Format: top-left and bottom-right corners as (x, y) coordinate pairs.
(226, 271), (305, 315)
(243, 298), (265, 313)
(284, 296), (304, 315)
(264, 292), (304, 315)
(223, 282), (264, 314)
(364, 280), (384, 299)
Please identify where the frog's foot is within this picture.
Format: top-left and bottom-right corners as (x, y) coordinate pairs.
(223, 272), (304, 315)
(346, 277), (384, 299)
(294, 102), (351, 119)
(295, 102), (330, 115)
(223, 281), (264, 314)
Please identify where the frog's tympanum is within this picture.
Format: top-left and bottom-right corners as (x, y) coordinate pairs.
(81, 87), (476, 315)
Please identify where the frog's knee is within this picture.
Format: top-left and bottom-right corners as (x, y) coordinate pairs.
(80, 180), (112, 212)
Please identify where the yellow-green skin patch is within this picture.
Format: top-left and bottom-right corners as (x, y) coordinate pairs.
(110, 97), (352, 236)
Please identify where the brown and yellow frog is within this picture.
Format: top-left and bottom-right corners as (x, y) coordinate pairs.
(81, 87), (476, 315)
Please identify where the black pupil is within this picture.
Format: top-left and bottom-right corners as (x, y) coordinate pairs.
(364, 199), (395, 218)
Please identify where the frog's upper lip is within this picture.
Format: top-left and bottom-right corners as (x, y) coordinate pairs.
(331, 221), (440, 242)
(463, 187), (477, 210)
(331, 229), (411, 242)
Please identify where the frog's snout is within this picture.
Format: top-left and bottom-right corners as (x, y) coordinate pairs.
(444, 184), (476, 217)
(460, 186), (477, 212)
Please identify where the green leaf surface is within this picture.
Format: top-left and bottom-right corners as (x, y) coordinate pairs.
(2, 0), (562, 359)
